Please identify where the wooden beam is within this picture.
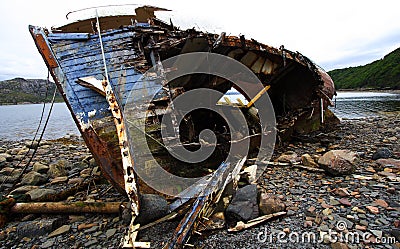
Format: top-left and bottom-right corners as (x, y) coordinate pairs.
(246, 85), (270, 108)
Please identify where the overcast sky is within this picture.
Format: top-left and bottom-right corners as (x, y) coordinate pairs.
(0, 0), (399, 80)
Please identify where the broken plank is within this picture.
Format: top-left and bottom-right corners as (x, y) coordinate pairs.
(165, 161), (232, 249)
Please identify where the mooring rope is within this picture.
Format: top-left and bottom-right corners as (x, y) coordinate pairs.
(3, 72), (57, 195)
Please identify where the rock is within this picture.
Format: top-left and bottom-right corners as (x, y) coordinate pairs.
(48, 160), (70, 178)
(136, 194), (169, 225)
(389, 229), (400, 242)
(259, 193), (286, 215)
(41, 239), (55, 249)
(318, 150), (358, 176)
(77, 223), (98, 231)
(32, 162), (49, 173)
(366, 205), (379, 214)
(50, 176), (68, 184)
(25, 141), (39, 149)
(226, 184), (259, 223)
(84, 225), (99, 233)
(68, 177), (84, 185)
(338, 198), (352, 207)
(331, 242), (349, 249)
(322, 208), (332, 216)
(301, 154), (319, 168)
(80, 168), (92, 178)
(26, 188), (56, 201)
(48, 224), (71, 238)
(84, 239), (98, 247)
(9, 185), (38, 195)
(355, 224), (367, 231)
(332, 188), (350, 197)
(17, 218), (64, 238)
(0, 153), (12, 162)
(374, 199), (389, 208)
(17, 147), (29, 155)
(372, 148), (393, 160)
(0, 155), (6, 166)
(106, 228), (116, 239)
(376, 158), (400, 171)
(21, 171), (47, 186)
(277, 151), (299, 163)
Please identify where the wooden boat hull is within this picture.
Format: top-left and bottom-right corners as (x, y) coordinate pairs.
(29, 7), (336, 195)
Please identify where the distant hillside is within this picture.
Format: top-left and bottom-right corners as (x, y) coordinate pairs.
(329, 48), (400, 90)
(0, 78), (63, 105)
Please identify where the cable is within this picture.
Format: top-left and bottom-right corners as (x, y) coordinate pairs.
(0, 73), (51, 190)
(4, 73), (58, 195)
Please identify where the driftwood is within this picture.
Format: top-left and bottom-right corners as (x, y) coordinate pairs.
(10, 201), (125, 214)
(228, 211), (286, 232)
(266, 161), (325, 173)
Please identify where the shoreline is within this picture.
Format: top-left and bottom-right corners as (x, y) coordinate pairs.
(336, 89), (400, 94)
(0, 116), (399, 248)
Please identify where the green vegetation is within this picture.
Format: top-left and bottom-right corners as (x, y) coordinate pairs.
(0, 78), (63, 105)
(329, 47), (400, 90)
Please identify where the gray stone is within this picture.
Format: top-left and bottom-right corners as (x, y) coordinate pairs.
(338, 217), (354, 229)
(372, 148), (392, 160)
(84, 226), (98, 233)
(25, 141), (39, 149)
(106, 228), (116, 239)
(48, 224), (71, 238)
(319, 224), (329, 232)
(259, 193), (286, 215)
(289, 189), (303, 195)
(9, 185), (38, 195)
(41, 239), (55, 249)
(84, 239), (98, 247)
(136, 194), (169, 225)
(33, 162), (49, 173)
(21, 171), (47, 186)
(318, 150), (358, 176)
(27, 188), (56, 201)
(48, 160), (70, 178)
(17, 218), (64, 238)
(226, 184), (259, 223)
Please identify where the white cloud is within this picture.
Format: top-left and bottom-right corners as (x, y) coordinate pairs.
(0, 0), (399, 80)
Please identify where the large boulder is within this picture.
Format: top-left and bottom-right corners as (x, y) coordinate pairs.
(318, 150), (358, 176)
(136, 194), (169, 225)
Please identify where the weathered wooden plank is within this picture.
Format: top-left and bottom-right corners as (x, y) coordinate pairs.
(48, 33), (90, 41)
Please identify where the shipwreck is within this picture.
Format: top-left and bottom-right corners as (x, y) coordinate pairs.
(27, 5), (336, 248)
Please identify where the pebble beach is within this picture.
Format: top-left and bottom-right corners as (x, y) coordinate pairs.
(0, 114), (399, 249)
